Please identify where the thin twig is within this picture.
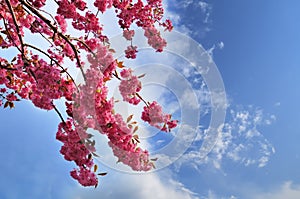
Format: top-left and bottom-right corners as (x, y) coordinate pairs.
(19, 0), (87, 81)
(52, 103), (65, 123)
(25, 43), (79, 92)
(71, 37), (96, 58)
(136, 93), (149, 107)
(1, 17), (23, 53)
(112, 70), (121, 80)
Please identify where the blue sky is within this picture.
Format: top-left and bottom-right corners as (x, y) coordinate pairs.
(1, 1), (300, 199)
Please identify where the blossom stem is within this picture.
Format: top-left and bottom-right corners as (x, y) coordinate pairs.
(136, 93), (149, 107)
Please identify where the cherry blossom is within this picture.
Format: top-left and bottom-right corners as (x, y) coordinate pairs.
(0, 0), (175, 187)
(125, 45), (138, 59)
(123, 29), (135, 40)
(119, 69), (141, 105)
(141, 101), (178, 132)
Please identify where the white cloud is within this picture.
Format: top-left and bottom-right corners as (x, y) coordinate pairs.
(163, 1), (192, 36)
(218, 42), (225, 49)
(199, 1), (210, 13)
(174, 106), (276, 171)
(206, 42), (225, 63)
(254, 182), (300, 199)
(165, 1), (213, 37)
(198, 2), (212, 24)
(274, 102), (281, 106)
(69, 171), (199, 199)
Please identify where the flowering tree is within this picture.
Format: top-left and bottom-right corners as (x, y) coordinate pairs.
(0, 0), (177, 187)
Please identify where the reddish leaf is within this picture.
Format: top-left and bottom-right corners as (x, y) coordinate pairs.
(4, 101), (9, 109)
(92, 152), (99, 157)
(127, 114), (133, 123)
(97, 172), (107, 176)
(94, 164), (98, 172)
(138, 74), (146, 78)
(117, 61), (124, 68)
(133, 126), (138, 133)
(151, 158), (158, 161)
(109, 48), (116, 53)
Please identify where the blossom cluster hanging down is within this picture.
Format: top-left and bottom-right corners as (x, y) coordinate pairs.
(0, 0), (176, 187)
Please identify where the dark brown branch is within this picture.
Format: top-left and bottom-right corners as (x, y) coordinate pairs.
(1, 17), (23, 53)
(52, 103), (65, 123)
(21, 5), (58, 49)
(19, 0), (86, 81)
(0, 62), (17, 70)
(5, 0), (25, 54)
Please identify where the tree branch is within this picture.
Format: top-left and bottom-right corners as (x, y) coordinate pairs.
(19, 0), (86, 81)
(52, 103), (65, 123)
(1, 17), (23, 53)
(5, 0), (25, 54)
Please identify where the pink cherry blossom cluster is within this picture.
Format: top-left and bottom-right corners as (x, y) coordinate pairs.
(119, 68), (141, 105)
(57, 119), (98, 186)
(30, 55), (65, 110)
(112, 0), (172, 56)
(87, 41), (116, 77)
(94, 0), (113, 13)
(0, 0), (175, 187)
(123, 29), (135, 40)
(144, 26), (167, 52)
(125, 45), (138, 59)
(109, 141), (154, 171)
(142, 101), (178, 132)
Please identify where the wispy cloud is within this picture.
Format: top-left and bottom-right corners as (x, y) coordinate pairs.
(174, 105), (276, 171)
(198, 1), (212, 24)
(207, 41), (225, 62)
(173, 0), (194, 9)
(165, 1), (213, 38)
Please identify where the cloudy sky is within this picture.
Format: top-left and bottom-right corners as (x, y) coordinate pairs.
(1, 0), (300, 199)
